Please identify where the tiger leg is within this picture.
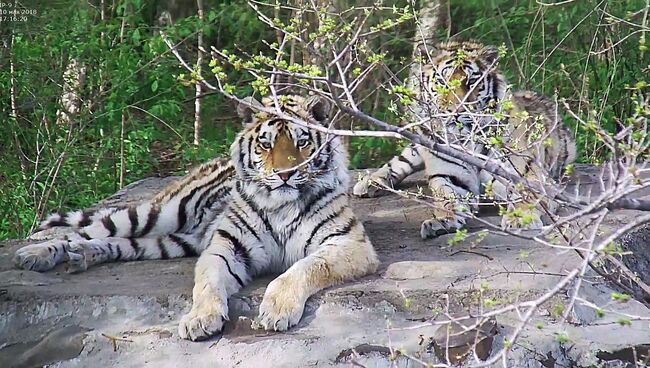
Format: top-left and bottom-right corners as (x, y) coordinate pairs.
(178, 231), (253, 341)
(14, 232), (203, 273)
(255, 232), (378, 331)
(352, 144), (424, 197)
(418, 147), (480, 239)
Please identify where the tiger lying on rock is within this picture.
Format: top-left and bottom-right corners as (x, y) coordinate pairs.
(353, 41), (576, 238)
(14, 95), (379, 341)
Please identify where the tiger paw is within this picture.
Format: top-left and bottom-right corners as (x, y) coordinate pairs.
(253, 276), (306, 331)
(352, 173), (390, 198)
(13, 240), (67, 272)
(420, 217), (465, 239)
(178, 297), (228, 341)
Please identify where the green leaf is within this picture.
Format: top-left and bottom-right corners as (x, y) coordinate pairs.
(132, 29), (141, 43)
(151, 80), (159, 92)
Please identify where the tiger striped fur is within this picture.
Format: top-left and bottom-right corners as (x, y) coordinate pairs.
(15, 94), (379, 340)
(353, 41), (576, 238)
(15, 157), (234, 272)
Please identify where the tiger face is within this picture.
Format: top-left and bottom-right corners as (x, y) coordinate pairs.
(419, 41), (507, 127)
(233, 95), (347, 204)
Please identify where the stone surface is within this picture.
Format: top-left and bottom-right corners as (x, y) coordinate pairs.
(1, 166), (650, 367)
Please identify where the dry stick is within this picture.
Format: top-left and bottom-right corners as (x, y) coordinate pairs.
(101, 333), (134, 352)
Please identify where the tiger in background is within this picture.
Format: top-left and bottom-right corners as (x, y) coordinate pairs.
(353, 40), (576, 239)
(14, 94), (379, 341)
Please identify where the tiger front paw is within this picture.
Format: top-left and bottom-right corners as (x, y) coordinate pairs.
(253, 276), (306, 332)
(352, 173), (390, 198)
(178, 296), (228, 341)
(13, 240), (67, 272)
(420, 217), (465, 240)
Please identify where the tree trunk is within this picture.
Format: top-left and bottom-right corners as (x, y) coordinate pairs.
(55, 58), (87, 126)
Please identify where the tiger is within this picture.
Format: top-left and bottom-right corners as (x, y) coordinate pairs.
(14, 94), (379, 341)
(353, 40), (576, 238)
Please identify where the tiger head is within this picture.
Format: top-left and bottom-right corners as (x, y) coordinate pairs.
(232, 95), (349, 204)
(417, 40), (507, 127)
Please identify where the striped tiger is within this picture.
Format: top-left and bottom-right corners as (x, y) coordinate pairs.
(14, 95), (379, 340)
(353, 40), (576, 238)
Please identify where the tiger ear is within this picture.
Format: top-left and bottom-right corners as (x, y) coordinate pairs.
(304, 95), (332, 124)
(237, 97), (264, 126)
(480, 45), (500, 65)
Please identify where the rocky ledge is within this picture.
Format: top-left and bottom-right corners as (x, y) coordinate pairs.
(1, 166), (649, 367)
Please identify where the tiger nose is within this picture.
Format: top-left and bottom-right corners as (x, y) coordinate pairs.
(276, 170), (295, 182)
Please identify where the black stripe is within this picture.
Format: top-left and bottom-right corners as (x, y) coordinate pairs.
(285, 187), (337, 238)
(129, 238), (142, 260)
(305, 205), (347, 250)
(128, 207), (139, 236)
(247, 136), (255, 169)
(428, 174), (473, 193)
(217, 229), (251, 270)
(45, 217), (68, 228)
(192, 174), (231, 219)
(169, 233), (198, 257)
(116, 242), (122, 260)
(192, 185), (231, 232)
(158, 238), (170, 259)
(229, 207), (261, 241)
(303, 188), (338, 217)
(397, 154), (417, 171)
(211, 253), (244, 287)
(388, 168), (399, 182)
(177, 170), (232, 232)
(177, 195), (189, 232)
(138, 206), (160, 237)
(102, 216), (117, 237)
(315, 131), (322, 151)
(78, 211), (93, 227)
(267, 118), (285, 126)
(237, 186), (280, 245)
(191, 167), (232, 211)
(316, 217), (357, 252)
(238, 135), (246, 170)
(106, 243), (115, 259)
(79, 231), (91, 240)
